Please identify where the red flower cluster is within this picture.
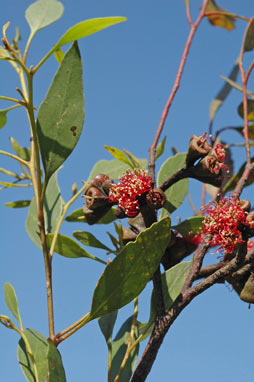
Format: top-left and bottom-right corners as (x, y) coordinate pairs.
(108, 169), (153, 217)
(202, 196), (253, 254)
(207, 143), (227, 174)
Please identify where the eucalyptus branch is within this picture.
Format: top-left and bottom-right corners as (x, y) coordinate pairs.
(55, 312), (91, 346)
(49, 183), (87, 259)
(148, 0), (210, 179)
(0, 150), (29, 166)
(114, 297), (139, 382)
(0, 95), (26, 106)
(131, 243), (246, 382)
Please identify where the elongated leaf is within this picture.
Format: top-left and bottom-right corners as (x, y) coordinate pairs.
(9, 137), (30, 161)
(104, 145), (133, 167)
(37, 42), (84, 180)
(157, 153), (188, 216)
(54, 17), (127, 50)
(139, 261), (193, 341)
(25, 0), (64, 35)
(172, 216), (204, 237)
(17, 328), (48, 382)
(238, 99), (254, 121)
(90, 218), (171, 320)
(155, 136), (167, 160)
(223, 158), (254, 193)
(123, 149), (143, 169)
(73, 231), (112, 251)
(5, 200), (30, 208)
(209, 62), (239, 125)
(205, 0), (235, 30)
(98, 311), (118, 345)
(54, 48), (64, 64)
(220, 75), (254, 100)
(65, 207), (117, 224)
(47, 233), (107, 265)
(0, 181), (31, 188)
(243, 18), (254, 52)
(0, 109), (7, 128)
(88, 159), (147, 181)
(111, 316), (139, 382)
(26, 172), (64, 248)
(4, 283), (22, 325)
(47, 339), (66, 382)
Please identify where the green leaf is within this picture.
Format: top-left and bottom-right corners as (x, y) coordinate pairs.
(47, 339), (66, 382)
(157, 153), (188, 216)
(5, 200), (30, 208)
(88, 159), (147, 181)
(171, 216), (204, 237)
(111, 316), (139, 382)
(234, 125), (254, 140)
(98, 311), (118, 345)
(223, 158), (254, 193)
(37, 42), (84, 181)
(25, 0), (64, 35)
(26, 171), (64, 248)
(155, 136), (167, 160)
(140, 261), (193, 341)
(123, 149), (144, 169)
(47, 233), (107, 265)
(89, 218), (171, 320)
(73, 231), (112, 251)
(9, 137), (31, 161)
(209, 62), (239, 125)
(0, 109), (7, 129)
(17, 328), (48, 382)
(54, 48), (64, 64)
(4, 283), (22, 326)
(205, 0), (235, 30)
(243, 18), (254, 52)
(54, 17), (127, 50)
(220, 75), (254, 100)
(238, 99), (254, 121)
(65, 207), (117, 224)
(104, 145), (133, 167)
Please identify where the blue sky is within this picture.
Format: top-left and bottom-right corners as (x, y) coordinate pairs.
(1, 1), (254, 381)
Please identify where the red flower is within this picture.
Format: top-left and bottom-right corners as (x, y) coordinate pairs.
(214, 143), (226, 162)
(202, 196), (251, 254)
(108, 169), (153, 217)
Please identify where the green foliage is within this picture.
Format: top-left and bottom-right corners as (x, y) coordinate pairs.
(223, 158), (254, 192)
(5, 200), (31, 208)
(139, 261), (193, 340)
(98, 311), (118, 345)
(238, 99), (254, 121)
(89, 218), (171, 320)
(104, 145), (135, 168)
(26, 172), (64, 248)
(25, 0), (64, 36)
(111, 316), (139, 382)
(0, 109), (8, 129)
(65, 207), (117, 224)
(54, 17), (127, 50)
(157, 153), (188, 217)
(171, 216), (204, 237)
(73, 231), (112, 252)
(155, 136), (167, 160)
(47, 233), (107, 264)
(4, 283), (22, 327)
(88, 159), (147, 181)
(10, 137), (31, 161)
(243, 18), (254, 52)
(47, 339), (66, 382)
(37, 42), (84, 181)
(17, 328), (48, 382)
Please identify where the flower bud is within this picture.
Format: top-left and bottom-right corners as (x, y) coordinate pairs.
(91, 174), (113, 195)
(146, 188), (166, 210)
(186, 133), (212, 167)
(85, 186), (109, 209)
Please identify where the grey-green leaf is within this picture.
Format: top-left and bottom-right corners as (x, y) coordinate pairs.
(98, 311), (118, 345)
(172, 216), (204, 237)
(47, 233), (107, 265)
(155, 136), (167, 160)
(90, 218), (171, 320)
(73, 231), (112, 251)
(17, 328), (48, 382)
(54, 17), (127, 50)
(25, 0), (64, 35)
(10, 137), (31, 161)
(37, 42), (84, 181)
(4, 282), (22, 325)
(111, 316), (139, 382)
(26, 171), (64, 248)
(88, 159), (147, 181)
(243, 18), (254, 52)
(47, 339), (66, 382)
(157, 153), (188, 216)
